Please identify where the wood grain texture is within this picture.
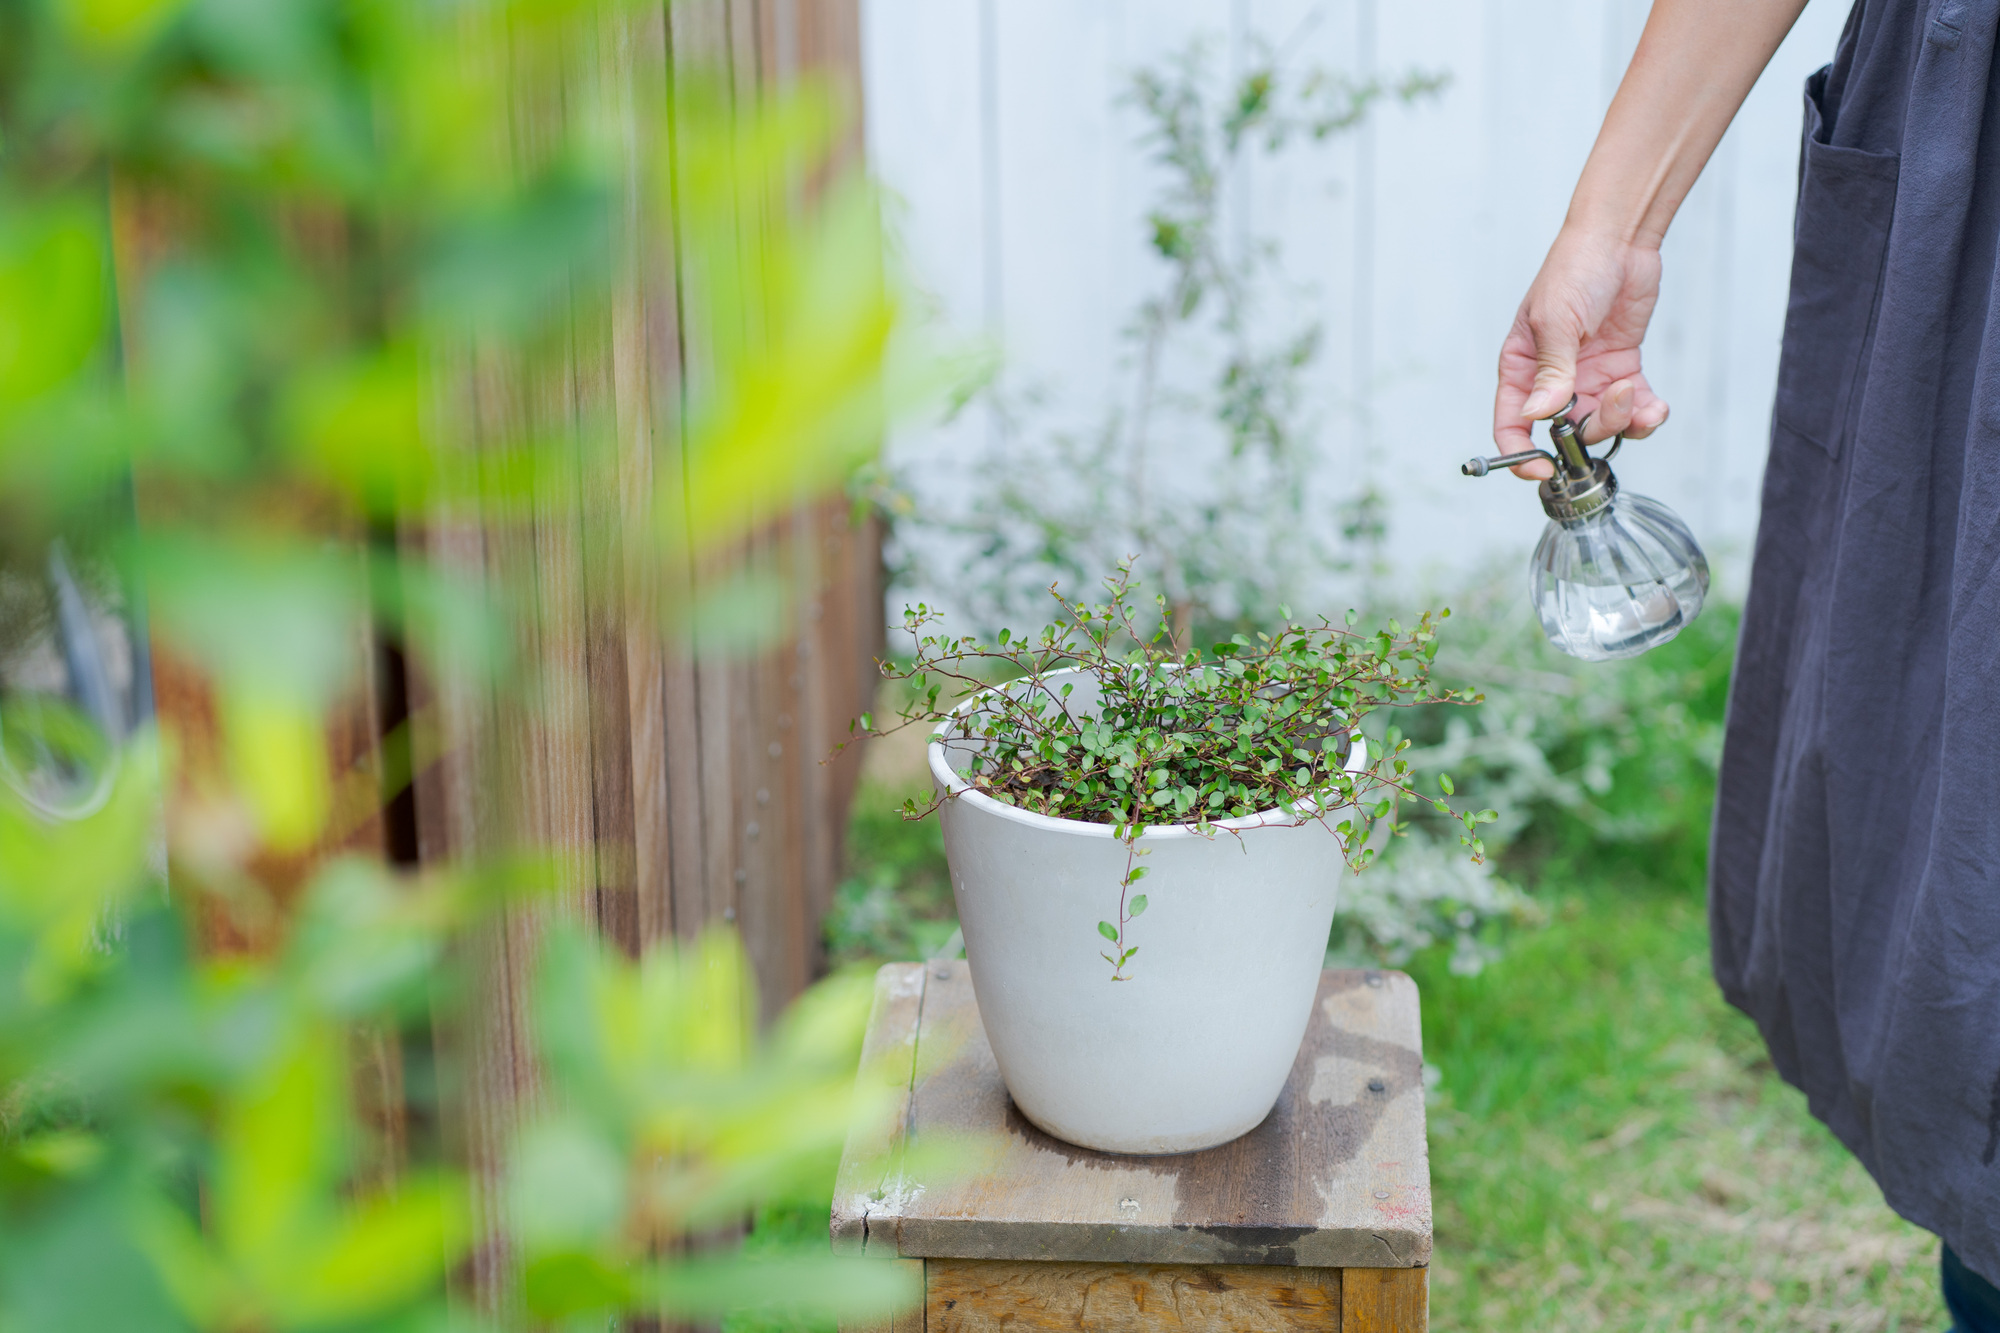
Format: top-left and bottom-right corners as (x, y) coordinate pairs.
(925, 1260), (1341, 1332)
(601, 0), (671, 954)
(1341, 1266), (1426, 1333)
(855, 965), (1431, 1269)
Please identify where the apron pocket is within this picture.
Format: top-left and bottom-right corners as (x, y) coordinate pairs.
(1773, 66), (1900, 459)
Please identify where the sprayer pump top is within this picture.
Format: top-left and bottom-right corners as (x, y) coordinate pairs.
(1461, 395), (1626, 524)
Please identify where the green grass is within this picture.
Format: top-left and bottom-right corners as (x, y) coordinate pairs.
(822, 783), (957, 967)
(1411, 878), (1939, 1331)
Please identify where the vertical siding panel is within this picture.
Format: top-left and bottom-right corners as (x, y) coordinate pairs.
(651, 7), (711, 946)
(609, 2), (680, 949)
(668, 0), (743, 944)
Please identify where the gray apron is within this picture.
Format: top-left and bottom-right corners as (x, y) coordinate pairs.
(1713, 0), (2000, 1282)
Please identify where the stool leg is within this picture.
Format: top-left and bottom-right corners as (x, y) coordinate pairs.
(1342, 1265), (1427, 1332)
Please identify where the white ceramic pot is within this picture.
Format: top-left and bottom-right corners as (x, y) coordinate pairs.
(930, 668), (1363, 1155)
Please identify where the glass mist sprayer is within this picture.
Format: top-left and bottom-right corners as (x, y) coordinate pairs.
(1462, 398), (1709, 661)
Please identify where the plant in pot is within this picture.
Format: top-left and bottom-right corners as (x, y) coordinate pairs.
(862, 563), (1488, 1155)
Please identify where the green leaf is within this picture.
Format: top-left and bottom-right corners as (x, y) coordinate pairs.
(281, 1174), (471, 1324)
(1128, 894), (1147, 917)
(1439, 773), (1455, 795)
(0, 206), (106, 408)
(213, 1021), (344, 1270)
(1097, 921), (1119, 942)
(13, 1129), (104, 1177)
(525, 1251), (639, 1320)
(508, 1117), (628, 1252)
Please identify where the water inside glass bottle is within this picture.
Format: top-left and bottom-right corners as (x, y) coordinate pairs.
(1535, 569), (1687, 660)
(1529, 494), (1708, 662)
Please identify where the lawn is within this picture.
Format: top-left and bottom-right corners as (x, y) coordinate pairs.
(1414, 878), (1938, 1331)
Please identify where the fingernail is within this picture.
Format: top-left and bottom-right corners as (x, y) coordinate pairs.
(1521, 390), (1553, 418)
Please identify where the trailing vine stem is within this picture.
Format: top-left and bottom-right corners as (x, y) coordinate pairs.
(1100, 836), (1151, 982)
(848, 561), (1495, 978)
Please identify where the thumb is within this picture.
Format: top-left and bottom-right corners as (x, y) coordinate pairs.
(1519, 317), (1581, 421)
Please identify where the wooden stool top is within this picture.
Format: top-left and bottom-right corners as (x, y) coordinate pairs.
(832, 961), (1432, 1271)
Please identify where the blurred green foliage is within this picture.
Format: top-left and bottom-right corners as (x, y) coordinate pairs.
(0, 0), (922, 1325)
(1, 787), (917, 1329)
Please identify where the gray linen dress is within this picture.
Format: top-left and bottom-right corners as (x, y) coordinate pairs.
(1712, 0), (2000, 1283)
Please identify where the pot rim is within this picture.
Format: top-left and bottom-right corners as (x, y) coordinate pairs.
(925, 665), (1369, 842)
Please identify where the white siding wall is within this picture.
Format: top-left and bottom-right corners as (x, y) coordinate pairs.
(865, 0), (1852, 605)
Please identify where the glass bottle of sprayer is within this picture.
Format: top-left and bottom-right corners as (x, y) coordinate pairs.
(1462, 399), (1708, 661)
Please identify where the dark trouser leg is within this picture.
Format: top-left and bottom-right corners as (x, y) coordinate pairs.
(1944, 1247), (2000, 1333)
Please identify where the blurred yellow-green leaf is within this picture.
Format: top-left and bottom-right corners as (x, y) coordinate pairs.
(218, 691), (333, 852)
(279, 1174), (470, 1326)
(651, 1253), (922, 1321)
(0, 207), (105, 409)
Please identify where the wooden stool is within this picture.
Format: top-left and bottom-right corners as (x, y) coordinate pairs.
(831, 960), (1431, 1331)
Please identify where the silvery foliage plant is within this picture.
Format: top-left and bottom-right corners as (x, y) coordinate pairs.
(1335, 566), (1733, 973)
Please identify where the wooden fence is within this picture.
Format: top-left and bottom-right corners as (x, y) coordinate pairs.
(128, 0), (885, 1306)
(399, 0), (882, 1011)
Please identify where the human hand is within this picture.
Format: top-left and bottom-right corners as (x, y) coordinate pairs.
(1494, 226), (1669, 479)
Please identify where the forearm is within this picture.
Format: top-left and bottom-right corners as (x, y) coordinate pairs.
(1567, 0), (1811, 250)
